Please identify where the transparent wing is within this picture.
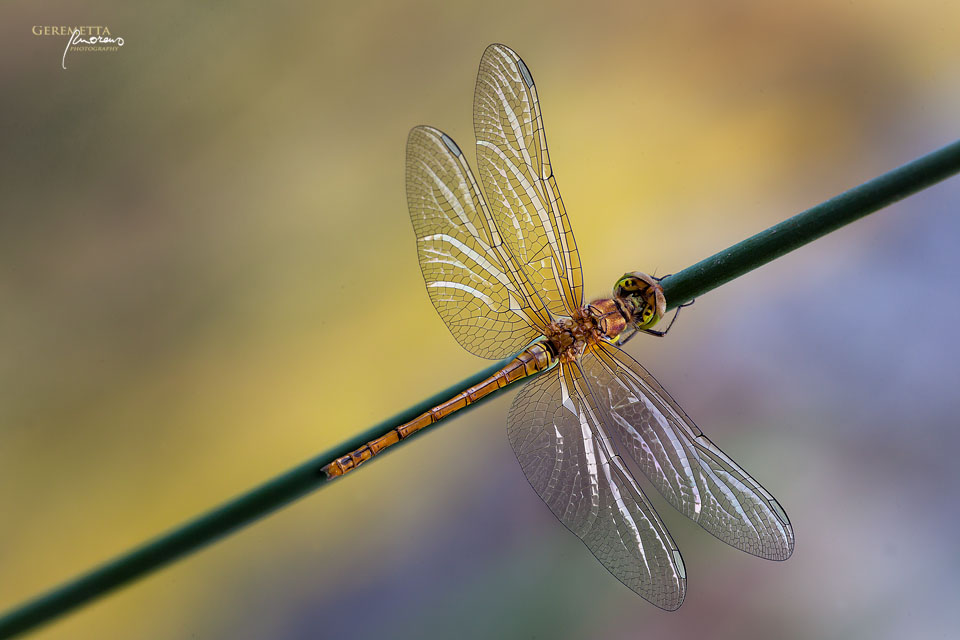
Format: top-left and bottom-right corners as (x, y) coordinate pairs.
(582, 342), (795, 561)
(406, 126), (546, 359)
(474, 44), (583, 318)
(507, 363), (687, 609)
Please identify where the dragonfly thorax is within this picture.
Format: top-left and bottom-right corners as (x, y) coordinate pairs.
(544, 299), (631, 363)
(543, 307), (601, 364)
(543, 274), (666, 363)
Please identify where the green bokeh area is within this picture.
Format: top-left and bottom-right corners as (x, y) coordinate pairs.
(2, 2), (959, 639)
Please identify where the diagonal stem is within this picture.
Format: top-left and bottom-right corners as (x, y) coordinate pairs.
(659, 139), (960, 309)
(1, 138), (959, 639)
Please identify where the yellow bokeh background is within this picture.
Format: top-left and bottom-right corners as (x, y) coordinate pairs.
(2, 1), (959, 638)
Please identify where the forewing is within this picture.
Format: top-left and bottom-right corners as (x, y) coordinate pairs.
(474, 44), (583, 318)
(406, 126), (545, 359)
(507, 363), (686, 609)
(582, 342), (795, 560)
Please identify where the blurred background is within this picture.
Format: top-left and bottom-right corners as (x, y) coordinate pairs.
(2, 1), (959, 638)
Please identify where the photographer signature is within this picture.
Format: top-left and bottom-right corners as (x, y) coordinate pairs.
(62, 29), (124, 70)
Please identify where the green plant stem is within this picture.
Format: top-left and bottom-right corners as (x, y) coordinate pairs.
(0, 355), (518, 640)
(2, 138), (959, 639)
(659, 139), (960, 309)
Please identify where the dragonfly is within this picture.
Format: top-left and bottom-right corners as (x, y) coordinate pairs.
(323, 43), (794, 609)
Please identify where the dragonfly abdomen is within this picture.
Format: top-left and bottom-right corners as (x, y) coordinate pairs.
(321, 342), (554, 479)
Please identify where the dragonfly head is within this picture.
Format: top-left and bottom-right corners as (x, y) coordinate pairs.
(614, 271), (666, 332)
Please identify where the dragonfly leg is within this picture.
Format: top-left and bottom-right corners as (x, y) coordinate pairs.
(642, 298), (695, 338)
